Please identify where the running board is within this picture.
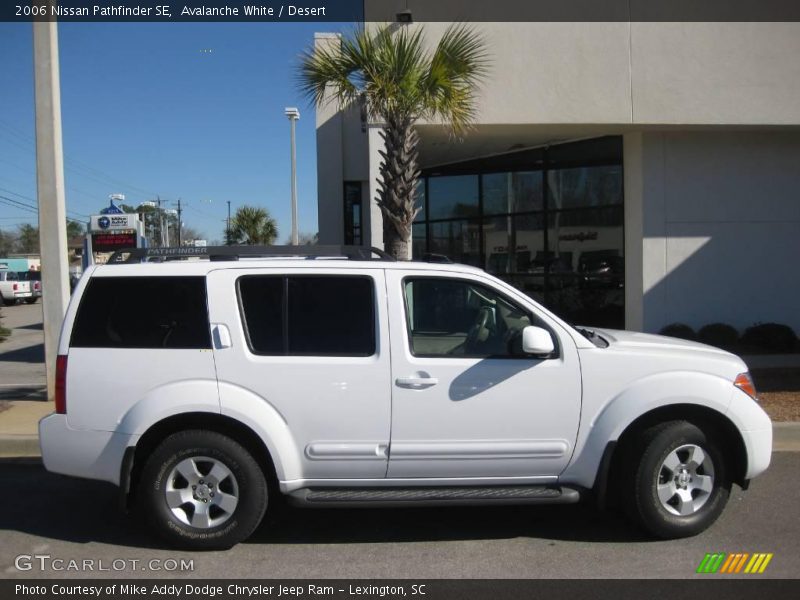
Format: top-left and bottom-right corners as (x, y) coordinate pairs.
(287, 485), (581, 508)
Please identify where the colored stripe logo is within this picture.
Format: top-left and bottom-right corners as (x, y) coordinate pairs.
(696, 553), (773, 574)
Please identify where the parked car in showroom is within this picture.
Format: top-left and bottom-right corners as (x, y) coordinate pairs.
(0, 266), (33, 306)
(39, 246), (772, 549)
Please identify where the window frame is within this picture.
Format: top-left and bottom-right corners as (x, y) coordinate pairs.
(236, 274), (378, 358)
(400, 275), (560, 360)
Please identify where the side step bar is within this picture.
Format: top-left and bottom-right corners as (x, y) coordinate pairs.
(288, 485), (581, 508)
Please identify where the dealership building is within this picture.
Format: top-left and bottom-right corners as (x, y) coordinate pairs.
(314, 14), (800, 333)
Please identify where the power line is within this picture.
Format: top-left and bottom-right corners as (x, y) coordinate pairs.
(0, 120), (158, 200)
(0, 191), (88, 222)
(0, 186), (89, 219)
(0, 188), (89, 220)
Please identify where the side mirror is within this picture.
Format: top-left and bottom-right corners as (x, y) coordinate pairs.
(521, 326), (555, 356)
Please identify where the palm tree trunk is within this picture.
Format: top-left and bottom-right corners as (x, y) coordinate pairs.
(376, 116), (420, 260)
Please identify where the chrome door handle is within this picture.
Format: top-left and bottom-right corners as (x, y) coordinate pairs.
(395, 377), (438, 388)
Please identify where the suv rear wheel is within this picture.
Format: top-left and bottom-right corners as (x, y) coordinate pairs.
(138, 430), (268, 549)
(625, 421), (730, 539)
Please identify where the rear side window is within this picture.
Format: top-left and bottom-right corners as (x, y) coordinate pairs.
(238, 275), (375, 356)
(70, 276), (211, 349)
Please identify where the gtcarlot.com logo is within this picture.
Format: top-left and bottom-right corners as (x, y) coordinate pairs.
(696, 552), (774, 574)
(14, 554), (194, 572)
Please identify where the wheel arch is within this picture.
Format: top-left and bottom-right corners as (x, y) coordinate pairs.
(122, 412), (279, 510)
(595, 404), (748, 509)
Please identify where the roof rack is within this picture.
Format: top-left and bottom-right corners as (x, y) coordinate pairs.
(421, 253), (453, 264)
(107, 245), (396, 264)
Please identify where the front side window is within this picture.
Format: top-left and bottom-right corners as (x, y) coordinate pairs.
(238, 275), (376, 356)
(403, 277), (549, 358)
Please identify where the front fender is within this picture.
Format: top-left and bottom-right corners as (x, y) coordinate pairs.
(560, 371), (734, 488)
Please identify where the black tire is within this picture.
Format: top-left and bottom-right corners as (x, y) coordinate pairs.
(624, 420), (730, 539)
(138, 430), (268, 550)
(2, 296), (16, 306)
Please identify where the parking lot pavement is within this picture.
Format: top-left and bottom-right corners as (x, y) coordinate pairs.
(0, 302), (46, 401)
(0, 453), (798, 579)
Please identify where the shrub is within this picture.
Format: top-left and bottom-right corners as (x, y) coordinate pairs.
(697, 323), (739, 348)
(741, 323), (799, 353)
(659, 323), (697, 341)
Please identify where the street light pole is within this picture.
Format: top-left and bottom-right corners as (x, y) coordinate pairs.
(285, 107), (299, 246)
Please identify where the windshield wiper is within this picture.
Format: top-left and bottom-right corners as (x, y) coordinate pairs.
(574, 326), (609, 348)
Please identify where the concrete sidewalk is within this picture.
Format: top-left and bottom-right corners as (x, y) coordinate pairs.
(0, 400), (53, 457)
(1, 399), (800, 458)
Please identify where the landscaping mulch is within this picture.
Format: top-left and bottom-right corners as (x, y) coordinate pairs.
(752, 368), (800, 422)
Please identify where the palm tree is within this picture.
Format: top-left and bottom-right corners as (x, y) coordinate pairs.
(299, 24), (488, 259)
(229, 205), (278, 245)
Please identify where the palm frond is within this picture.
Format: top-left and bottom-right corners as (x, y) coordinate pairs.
(421, 24), (489, 133)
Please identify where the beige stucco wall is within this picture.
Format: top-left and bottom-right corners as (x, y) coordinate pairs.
(625, 130), (800, 333)
(412, 21), (800, 127)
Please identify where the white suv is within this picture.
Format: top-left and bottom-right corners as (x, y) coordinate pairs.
(39, 246), (772, 549)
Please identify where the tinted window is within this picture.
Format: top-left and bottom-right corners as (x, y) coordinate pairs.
(71, 277), (211, 349)
(238, 275), (375, 356)
(237, 276), (284, 354)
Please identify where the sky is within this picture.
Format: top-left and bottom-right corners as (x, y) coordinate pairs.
(0, 21), (351, 243)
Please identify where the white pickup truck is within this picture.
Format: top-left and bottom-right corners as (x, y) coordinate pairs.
(0, 267), (33, 305)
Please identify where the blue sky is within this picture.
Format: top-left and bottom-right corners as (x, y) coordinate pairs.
(0, 22), (350, 243)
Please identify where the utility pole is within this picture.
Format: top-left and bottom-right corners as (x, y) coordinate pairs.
(175, 198), (182, 246)
(33, 9), (71, 402)
(285, 107), (300, 245)
(156, 196), (165, 247)
(226, 200), (232, 245)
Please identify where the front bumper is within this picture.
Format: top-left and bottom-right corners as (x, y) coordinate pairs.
(727, 388), (773, 480)
(39, 413), (139, 486)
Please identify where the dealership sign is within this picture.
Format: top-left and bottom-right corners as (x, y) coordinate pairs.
(90, 232), (138, 253)
(90, 214), (138, 232)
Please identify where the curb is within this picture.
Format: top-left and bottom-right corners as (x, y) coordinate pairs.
(0, 435), (41, 458)
(2, 423), (800, 458)
(772, 422), (800, 452)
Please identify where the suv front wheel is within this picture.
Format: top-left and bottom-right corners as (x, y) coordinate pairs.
(626, 421), (730, 539)
(138, 430), (268, 549)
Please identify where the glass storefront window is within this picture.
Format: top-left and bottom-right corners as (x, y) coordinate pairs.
(482, 171), (543, 215)
(414, 137), (624, 328)
(413, 179), (426, 223)
(412, 223), (427, 259)
(427, 175), (479, 220)
(548, 165), (622, 210)
(546, 207), (624, 328)
(343, 182), (362, 245)
(483, 213), (544, 275)
(429, 219), (481, 267)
